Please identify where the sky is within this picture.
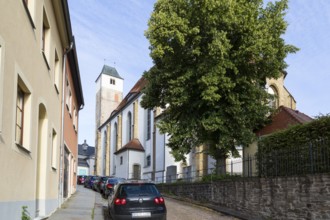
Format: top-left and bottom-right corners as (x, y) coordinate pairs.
(68, 0), (330, 146)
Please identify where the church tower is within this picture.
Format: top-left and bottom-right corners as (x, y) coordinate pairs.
(95, 65), (123, 175)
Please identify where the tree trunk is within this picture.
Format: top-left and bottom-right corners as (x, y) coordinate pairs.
(215, 157), (226, 175)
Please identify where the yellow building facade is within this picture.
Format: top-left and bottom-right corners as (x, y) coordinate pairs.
(0, 0), (83, 219)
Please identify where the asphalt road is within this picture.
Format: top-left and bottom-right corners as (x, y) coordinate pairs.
(165, 197), (239, 220)
(100, 195), (239, 220)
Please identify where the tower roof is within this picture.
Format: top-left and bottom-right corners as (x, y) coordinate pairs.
(95, 65), (123, 82)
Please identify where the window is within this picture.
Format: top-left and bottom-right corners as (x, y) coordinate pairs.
(22, 0), (35, 28)
(54, 50), (60, 93)
(65, 78), (72, 115)
(120, 156), (123, 165)
(110, 78), (115, 85)
(51, 129), (57, 169)
(15, 72), (32, 151)
(127, 112), (132, 141)
(147, 109), (151, 140)
(268, 86), (279, 109)
(133, 164), (141, 179)
(114, 122), (118, 150)
(42, 8), (50, 69)
(16, 87), (24, 145)
(73, 107), (77, 131)
(146, 155), (151, 167)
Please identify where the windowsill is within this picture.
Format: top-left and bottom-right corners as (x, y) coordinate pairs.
(22, 1), (36, 29)
(42, 51), (50, 70)
(16, 143), (31, 154)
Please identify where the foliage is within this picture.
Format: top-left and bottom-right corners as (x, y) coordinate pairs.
(257, 115), (330, 177)
(21, 206), (31, 220)
(142, 0), (298, 165)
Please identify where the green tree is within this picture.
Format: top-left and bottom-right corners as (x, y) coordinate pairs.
(141, 0), (298, 173)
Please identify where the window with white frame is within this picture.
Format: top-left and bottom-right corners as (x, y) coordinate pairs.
(268, 85), (279, 109)
(15, 75), (31, 150)
(65, 78), (72, 115)
(73, 107), (77, 131)
(146, 155), (151, 167)
(54, 49), (60, 93)
(110, 78), (115, 85)
(42, 8), (50, 69)
(22, 0), (35, 28)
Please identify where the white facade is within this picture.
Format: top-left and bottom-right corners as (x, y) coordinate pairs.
(98, 78), (195, 183)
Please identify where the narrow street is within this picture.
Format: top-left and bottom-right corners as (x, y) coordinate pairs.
(97, 189), (239, 220)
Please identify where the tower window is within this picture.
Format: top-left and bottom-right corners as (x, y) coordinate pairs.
(267, 85), (279, 109)
(110, 78), (115, 85)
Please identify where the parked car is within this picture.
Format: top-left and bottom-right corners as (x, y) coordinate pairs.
(84, 175), (98, 189)
(103, 177), (125, 198)
(92, 176), (102, 191)
(108, 181), (166, 220)
(77, 175), (87, 185)
(98, 176), (111, 194)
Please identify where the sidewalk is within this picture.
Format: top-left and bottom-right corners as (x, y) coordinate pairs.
(47, 185), (107, 220)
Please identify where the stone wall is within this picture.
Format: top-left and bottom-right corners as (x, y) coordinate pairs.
(158, 174), (330, 220)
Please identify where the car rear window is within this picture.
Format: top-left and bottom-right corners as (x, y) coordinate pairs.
(108, 178), (124, 184)
(119, 184), (159, 197)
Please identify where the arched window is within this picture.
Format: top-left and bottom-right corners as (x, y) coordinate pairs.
(114, 122), (118, 149)
(127, 112), (132, 141)
(268, 85), (279, 109)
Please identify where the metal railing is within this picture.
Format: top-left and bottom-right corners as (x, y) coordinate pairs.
(149, 138), (330, 183)
(257, 138), (330, 177)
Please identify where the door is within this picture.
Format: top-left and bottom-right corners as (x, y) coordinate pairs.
(133, 164), (141, 180)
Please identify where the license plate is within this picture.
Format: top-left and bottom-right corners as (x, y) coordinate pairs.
(132, 212), (151, 218)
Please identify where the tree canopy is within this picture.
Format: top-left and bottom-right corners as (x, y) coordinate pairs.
(141, 0), (298, 163)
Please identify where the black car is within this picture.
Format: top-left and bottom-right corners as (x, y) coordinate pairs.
(108, 181), (166, 220)
(95, 176), (110, 193)
(84, 175), (98, 189)
(103, 177), (125, 198)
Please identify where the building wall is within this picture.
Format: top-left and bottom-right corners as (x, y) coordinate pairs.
(63, 57), (79, 196)
(0, 0), (82, 219)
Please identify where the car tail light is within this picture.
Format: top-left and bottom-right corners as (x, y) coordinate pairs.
(106, 183), (113, 189)
(154, 197), (165, 204)
(114, 198), (126, 205)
